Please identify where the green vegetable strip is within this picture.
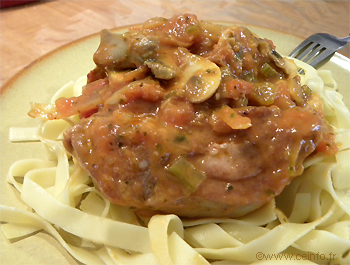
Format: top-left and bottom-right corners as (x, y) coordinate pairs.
(261, 63), (278, 78)
(168, 157), (206, 192)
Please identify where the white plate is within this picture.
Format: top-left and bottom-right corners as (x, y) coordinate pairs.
(1, 23), (349, 264)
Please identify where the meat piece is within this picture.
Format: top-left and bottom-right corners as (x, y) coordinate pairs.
(93, 29), (135, 69)
(63, 102), (326, 218)
(53, 15), (338, 218)
(93, 14), (202, 72)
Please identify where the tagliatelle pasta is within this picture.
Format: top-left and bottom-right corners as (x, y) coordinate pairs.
(1, 54), (349, 264)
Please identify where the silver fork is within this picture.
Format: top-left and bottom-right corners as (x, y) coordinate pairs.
(289, 33), (350, 67)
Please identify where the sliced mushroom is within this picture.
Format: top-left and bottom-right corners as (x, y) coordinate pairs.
(108, 66), (149, 88)
(174, 48), (221, 103)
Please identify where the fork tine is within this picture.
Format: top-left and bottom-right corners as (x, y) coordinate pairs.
(289, 39), (314, 57)
(293, 42), (319, 61)
(290, 33), (349, 69)
(308, 49), (335, 67)
(302, 45), (325, 64)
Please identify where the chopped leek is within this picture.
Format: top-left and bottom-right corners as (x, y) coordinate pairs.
(261, 63), (279, 78)
(302, 85), (313, 97)
(186, 25), (200, 34)
(168, 157), (206, 192)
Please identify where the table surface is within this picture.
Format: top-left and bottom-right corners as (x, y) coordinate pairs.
(0, 0), (349, 89)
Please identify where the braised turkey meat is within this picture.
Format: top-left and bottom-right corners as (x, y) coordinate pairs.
(30, 14), (337, 218)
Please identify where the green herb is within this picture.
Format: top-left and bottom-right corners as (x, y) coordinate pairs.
(174, 135), (186, 143)
(115, 134), (125, 148)
(156, 143), (163, 152)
